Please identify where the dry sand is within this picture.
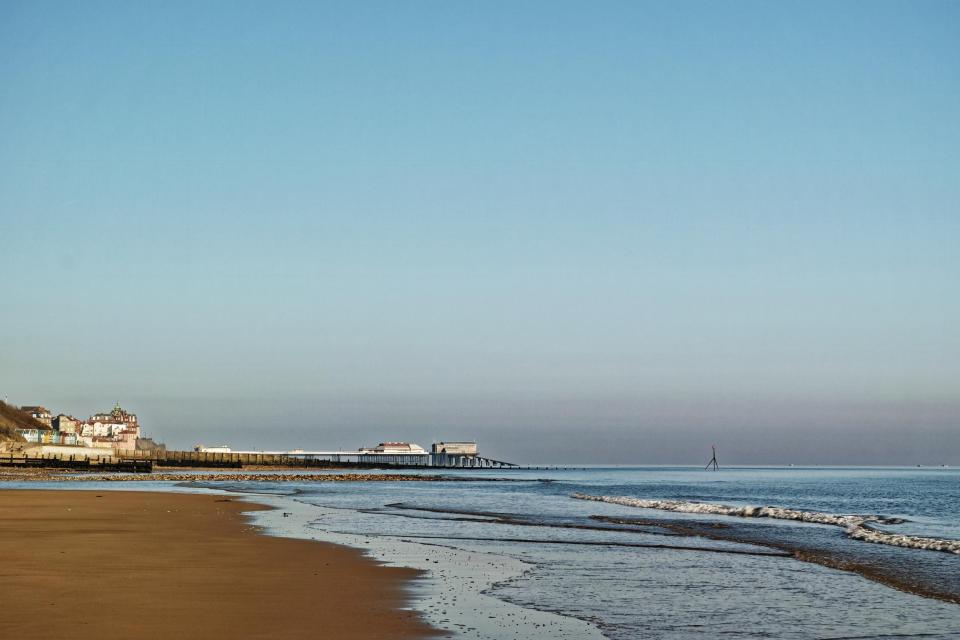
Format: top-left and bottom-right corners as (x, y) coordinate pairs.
(0, 490), (439, 639)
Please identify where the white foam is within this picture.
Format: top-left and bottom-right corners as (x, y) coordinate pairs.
(572, 493), (960, 555)
(243, 493), (606, 640)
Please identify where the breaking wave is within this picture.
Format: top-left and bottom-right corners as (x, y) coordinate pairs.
(572, 493), (960, 555)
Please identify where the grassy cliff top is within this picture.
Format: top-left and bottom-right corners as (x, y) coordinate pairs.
(0, 402), (39, 442)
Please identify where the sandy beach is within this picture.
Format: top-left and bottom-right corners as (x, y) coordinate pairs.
(0, 490), (438, 640)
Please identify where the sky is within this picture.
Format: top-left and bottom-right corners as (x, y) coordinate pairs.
(1, 1), (958, 464)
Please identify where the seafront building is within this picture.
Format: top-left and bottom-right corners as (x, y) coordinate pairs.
(14, 401), (154, 451)
(80, 403), (141, 449)
(358, 442), (428, 455)
(193, 444), (233, 453)
(432, 441), (478, 456)
(20, 406), (53, 428)
(51, 415), (81, 446)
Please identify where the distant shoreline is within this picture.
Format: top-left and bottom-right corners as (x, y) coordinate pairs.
(0, 467), (517, 483)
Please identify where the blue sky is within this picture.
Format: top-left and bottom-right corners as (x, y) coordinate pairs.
(1, 1), (958, 463)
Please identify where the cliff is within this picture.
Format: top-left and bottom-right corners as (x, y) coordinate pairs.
(0, 401), (38, 442)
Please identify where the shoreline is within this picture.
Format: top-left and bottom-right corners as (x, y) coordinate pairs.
(0, 467), (519, 483)
(0, 489), (439, 640)
(242, 490), (608, 640)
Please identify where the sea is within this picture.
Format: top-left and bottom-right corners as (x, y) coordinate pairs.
(15, 466), (960, 639)
(207, 466), (960, 640)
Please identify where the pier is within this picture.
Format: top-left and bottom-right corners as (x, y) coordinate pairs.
(118, 449), (520, 469)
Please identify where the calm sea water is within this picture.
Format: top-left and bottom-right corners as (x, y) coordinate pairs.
(204, 466), (960, 639)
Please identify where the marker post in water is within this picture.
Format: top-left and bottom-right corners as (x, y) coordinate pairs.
(705, 446), (719, 471)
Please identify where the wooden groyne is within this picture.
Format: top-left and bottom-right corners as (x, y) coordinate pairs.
(120, 450), (302, 468)
(117, 450), (360, 468)
(0, 453), (152, 473)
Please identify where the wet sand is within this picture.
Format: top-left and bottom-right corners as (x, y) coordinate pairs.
(0, 490), (439, 639)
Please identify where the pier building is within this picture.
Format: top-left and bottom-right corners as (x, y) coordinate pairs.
(432, 442), (477, 456)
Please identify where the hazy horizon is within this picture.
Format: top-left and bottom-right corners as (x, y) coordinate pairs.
(2, 1), (957, 465)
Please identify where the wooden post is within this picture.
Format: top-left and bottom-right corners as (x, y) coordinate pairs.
(705, 445), (719, 471)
